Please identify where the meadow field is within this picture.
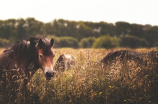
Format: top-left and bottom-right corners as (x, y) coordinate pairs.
(0, 48), (158, 104)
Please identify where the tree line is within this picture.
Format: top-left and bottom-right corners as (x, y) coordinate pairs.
(0, 17), (158, 48)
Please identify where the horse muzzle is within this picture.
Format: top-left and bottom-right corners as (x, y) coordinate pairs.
(46, 71), (55, 80)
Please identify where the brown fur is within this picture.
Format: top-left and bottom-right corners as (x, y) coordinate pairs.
(0, 37), (55, 88)
(101, 50), (158, 67)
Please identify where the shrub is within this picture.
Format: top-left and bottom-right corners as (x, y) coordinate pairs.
(79, 37), (96, 48)
(92, 35), (120, 48)
(120, 35), (148, 48)
(0, 38), (9, 47)
(58, 36), (79, 48)
(47, 35), (79, 48)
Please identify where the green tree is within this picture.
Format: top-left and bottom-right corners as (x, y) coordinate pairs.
(25, 17), (44, 36)
(115, 21), (131, 36)
(0, 19), (17, 40)
(78, 22), (93, 40)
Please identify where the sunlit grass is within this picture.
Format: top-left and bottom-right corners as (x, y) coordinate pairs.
(0, 48), (158, 104)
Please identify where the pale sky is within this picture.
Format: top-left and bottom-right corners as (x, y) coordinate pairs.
(0, 0), (158, 26)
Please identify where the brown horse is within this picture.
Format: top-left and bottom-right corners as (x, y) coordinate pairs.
(0, 37), (55, 88)
(54, 54), (75, 72)
(101, 49), (158, 67)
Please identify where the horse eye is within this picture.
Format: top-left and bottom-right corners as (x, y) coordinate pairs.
(53, 54), (55, 58)
(39, 55), (43, 58)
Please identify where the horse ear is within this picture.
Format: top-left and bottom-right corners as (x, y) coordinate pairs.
(30, 37), (36, 47)
(50, 38), (54, 47)
(38, 39), (43, 48)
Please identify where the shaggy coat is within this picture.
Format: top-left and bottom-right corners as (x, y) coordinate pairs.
(54, 54), (75, 72)
(101, 50), (158, 66)
(0, 37), (55, 88)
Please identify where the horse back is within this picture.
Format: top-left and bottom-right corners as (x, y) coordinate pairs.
(101, 50), (143, 63)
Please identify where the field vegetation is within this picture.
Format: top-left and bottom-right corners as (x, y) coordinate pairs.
(0, 48), (158, 104)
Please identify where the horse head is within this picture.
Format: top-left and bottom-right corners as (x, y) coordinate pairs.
(54, 54), (76, 72)
(30, 37), (55, 80)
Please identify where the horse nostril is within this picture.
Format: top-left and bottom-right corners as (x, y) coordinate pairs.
(46, 72), (54, 78)
(51, 72), (55, 76)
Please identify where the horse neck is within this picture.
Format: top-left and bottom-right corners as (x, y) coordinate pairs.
(11, 53), (39, 85)
(9, 49), (39, 73)
(0, 51), (13, 69)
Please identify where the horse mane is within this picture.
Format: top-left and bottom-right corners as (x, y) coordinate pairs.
(3, 37), (46, 55)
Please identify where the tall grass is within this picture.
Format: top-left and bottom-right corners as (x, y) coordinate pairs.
(0, 48), (158, 104)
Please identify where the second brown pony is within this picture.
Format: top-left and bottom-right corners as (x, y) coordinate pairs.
(101, 50), (158, 67)
(54, 54), (75, 72)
